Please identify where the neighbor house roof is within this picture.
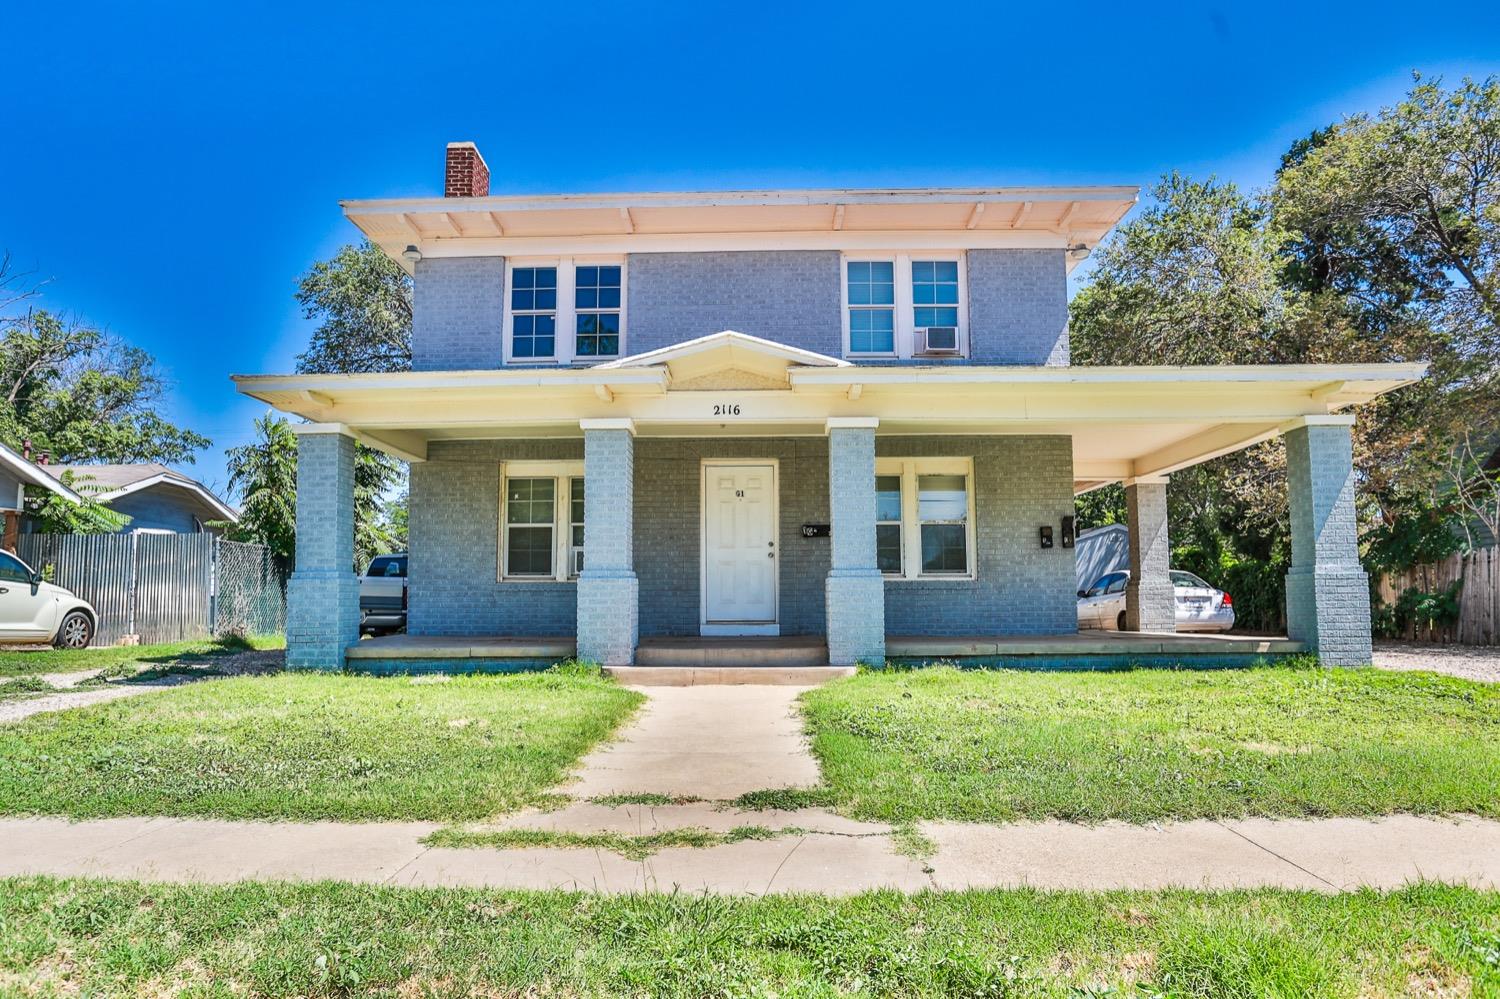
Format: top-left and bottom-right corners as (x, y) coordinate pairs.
(47, 464), (239, 523)
(343, 185), (1140, 275)
(0, 441), (83, 508)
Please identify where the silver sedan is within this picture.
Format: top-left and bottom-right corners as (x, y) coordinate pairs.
(1076, 569), (1236, 632)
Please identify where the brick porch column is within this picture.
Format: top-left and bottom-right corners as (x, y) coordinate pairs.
(825, 418), (885, 665)
(2, 510), (18, 553)
(1285, 416), (1371, 665)
(577, 419), (638, 665)
(286, 425), (359, 670)
(1125, 475), (1175, 631)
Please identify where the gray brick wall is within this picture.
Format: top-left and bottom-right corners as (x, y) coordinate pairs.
(408, 439), (582, 636)
(409, 433), (1076, 642)
(966, 249), (1070, 365)
(626, 251), (843, 355)
(1285, 421), (1372, 665)
(412, 257), (505, 371)
(410, 249), (1070, 369)
(879, 435), (1078, 636)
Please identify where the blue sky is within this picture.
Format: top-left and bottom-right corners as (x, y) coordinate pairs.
(4, 0), (1498, 497)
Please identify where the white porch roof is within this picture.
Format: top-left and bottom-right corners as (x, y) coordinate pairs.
(233, 340), (1425, 493)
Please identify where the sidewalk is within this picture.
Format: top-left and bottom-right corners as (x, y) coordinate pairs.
(4, 682), (1498, 894)
(2, 812), (1496, 893)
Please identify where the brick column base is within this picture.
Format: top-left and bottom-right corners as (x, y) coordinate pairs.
(577, 572), (638, 666)
(286, 572), (360, 670)
(1285, 568), (1371, 666)
(826, 570), (885, 666)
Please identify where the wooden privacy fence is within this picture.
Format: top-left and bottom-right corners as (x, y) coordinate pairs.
(1377, 547), (1500, 645)
(16, 533), (287, 646)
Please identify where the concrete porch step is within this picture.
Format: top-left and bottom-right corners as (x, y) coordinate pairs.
(635, 637), (829, 668)
(605, 665), (855, 686)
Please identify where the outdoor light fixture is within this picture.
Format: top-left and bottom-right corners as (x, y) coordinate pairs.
(1066, 243), (1091, 262)
(402, 244), (423, 263)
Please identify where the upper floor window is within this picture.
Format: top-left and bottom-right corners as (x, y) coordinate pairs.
(842, 254), (967, 359)
(504, 259), (624, 364)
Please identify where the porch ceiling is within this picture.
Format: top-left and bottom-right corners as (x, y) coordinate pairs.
(232, 361), (1425, 491)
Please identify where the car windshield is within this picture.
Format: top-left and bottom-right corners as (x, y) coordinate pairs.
(368, 556), (407, 578)
(1171, 570), (1211, 589)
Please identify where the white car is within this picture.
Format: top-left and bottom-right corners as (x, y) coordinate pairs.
(0, 549), (97, 648)
(1077, 569), (1236, 633)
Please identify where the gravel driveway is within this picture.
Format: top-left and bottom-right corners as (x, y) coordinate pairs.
(1371, 642), (1500, 683)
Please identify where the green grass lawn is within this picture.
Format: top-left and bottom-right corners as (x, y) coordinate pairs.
(0, 671), (643, 821)
(0, 878), (1495, 997)
(799, 664), (1500, 824)
(0, 634), (284, 679)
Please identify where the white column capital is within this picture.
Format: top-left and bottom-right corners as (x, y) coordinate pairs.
(580, 417), (636, 435)
(1122, 474), (1170, 487)
(290, 421), (356, 438)
(1281, 414), (1356, 432)
(825, 417), (879, 433)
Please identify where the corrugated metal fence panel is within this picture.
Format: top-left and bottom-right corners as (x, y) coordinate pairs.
(17, 533), (137, 646)
(14, 532), (285, 647)
(133, 533), (212, 643)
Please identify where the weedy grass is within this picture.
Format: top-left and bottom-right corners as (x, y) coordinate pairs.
(0, 634), (282, 678)
(0, 878), (1495, 997)
(0, 670), (643, 821)
(424, 824), (787, 859)
(800, 663), (1500, 823)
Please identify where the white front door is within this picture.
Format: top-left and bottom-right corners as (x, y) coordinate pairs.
(702, 462), (778, 632)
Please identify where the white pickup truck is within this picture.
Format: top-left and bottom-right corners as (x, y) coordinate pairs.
(359, 553), (408, 634)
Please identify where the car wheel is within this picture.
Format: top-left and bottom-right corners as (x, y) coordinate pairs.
(53, 611), (93, 649)
(1116, 610), (1128, 632)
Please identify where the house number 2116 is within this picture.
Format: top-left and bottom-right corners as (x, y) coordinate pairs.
(713, 403), (742, 416)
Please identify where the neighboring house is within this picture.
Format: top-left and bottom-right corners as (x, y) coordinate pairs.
(43, 464), (238, 535)
(0, 442), (82, 552)
(236, 141), (1424, 672)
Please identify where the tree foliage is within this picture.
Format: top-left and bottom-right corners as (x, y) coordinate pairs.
(0, 258), (209, 465)
(223, 412), (401, 571)
(295, 241), (413, 374)
(1069, 76), (1499, 626)
(24, 471), (131, 534)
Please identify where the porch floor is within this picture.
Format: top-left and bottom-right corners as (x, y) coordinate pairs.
(346, 631), (1305, 668)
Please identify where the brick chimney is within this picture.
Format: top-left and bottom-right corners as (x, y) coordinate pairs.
(444, 142), (490, 198)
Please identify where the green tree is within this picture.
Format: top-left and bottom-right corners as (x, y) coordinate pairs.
(221, 413), (298, 563)
(295, 241), (413, 374)
(0, 304), (209, 465)
(223, 412), (401, 571)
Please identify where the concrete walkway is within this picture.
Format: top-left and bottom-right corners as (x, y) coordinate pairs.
(2, 813), (1497, 894)
(0, 675), (197, 725)
(566, 684), (822, 799)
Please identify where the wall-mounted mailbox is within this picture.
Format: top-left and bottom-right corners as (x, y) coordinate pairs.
(1039, 525), (1054, 549)
(1061, 515), (1076, 549)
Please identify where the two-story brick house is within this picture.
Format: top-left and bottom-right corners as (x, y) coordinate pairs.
(236, 142), (1423, 675)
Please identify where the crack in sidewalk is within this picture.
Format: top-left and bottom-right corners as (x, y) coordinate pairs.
(1215, 821), (1338, 890)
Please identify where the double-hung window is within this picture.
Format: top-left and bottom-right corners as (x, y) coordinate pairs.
(846, 261), (896, 355)
(842, 254), (966, 358)
(499, 462), (585, 581)
(504, 259), (625, 364)
(874, 458), (975, 579)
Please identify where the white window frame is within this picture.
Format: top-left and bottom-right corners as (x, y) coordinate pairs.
(875, 457), (977, 580)
(841, 252), (967, 360)
(497, 461), (585, 582)
(502, 257), (626, 366)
